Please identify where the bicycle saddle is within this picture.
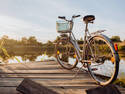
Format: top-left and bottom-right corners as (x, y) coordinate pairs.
(83, 15), (95, 23)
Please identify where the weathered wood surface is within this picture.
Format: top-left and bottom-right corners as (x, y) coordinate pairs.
(86, 84), (121, 94)
(0, 61), (125, 94)
(17, 78), (59, 94)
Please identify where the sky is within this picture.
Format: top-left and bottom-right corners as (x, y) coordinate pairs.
(0, 0), (124, 43)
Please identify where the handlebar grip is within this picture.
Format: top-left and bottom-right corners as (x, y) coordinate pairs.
(72, 15), (81, 18)
(58, 16), (66, 19)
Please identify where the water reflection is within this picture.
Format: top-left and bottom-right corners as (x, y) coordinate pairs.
(0, 51), (56, 64)
(0, 50), (124, 64)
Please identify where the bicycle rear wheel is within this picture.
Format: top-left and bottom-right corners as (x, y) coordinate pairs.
(56, 39), (78, 70)
(86, 34), (119, 85)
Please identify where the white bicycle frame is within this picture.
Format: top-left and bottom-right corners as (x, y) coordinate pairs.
(58, 16), (119, 64)
(57, 15), (120, 85)
(67, 20), (94, 64)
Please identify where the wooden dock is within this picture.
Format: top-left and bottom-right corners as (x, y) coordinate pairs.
(0, 61), (125, 94)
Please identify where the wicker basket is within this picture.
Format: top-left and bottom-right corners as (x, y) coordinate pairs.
(56, 21), (72, 33)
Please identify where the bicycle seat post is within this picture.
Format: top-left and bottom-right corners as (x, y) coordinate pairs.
(85, 22), (88, 33)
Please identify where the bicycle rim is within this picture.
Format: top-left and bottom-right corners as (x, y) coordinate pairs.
(86, 35), (119, 85)
(56, 39), (78, 69)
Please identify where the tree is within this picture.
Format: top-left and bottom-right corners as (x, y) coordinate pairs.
(53, 36), (60, 43)
(46, 40), (53, 46)
(111, 36), (121, 42)
(2, 35), (9, 39)
(21, 37), (28, 44)
(28, 36), (37, 44)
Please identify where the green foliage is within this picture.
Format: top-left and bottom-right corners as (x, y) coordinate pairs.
(119, 45), (125, 51)
(111, 36), (121, 42)
(53, 36), (60, 43)
(0, 35), (43, 56)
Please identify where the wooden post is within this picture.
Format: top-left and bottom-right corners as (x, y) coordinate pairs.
(16, 78), (58, 94)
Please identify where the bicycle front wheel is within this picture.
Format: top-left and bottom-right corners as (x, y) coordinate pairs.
(86, 34), (119, 85)
(56, 39), (78, 70)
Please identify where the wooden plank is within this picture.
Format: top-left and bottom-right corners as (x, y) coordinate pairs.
(0, 79), (95, 84)
(0, 70), (84, 74)
(0, 78), (94, 84)
(0, 72), (88, 76)
(0, 75), (90, 79)
(0, 78), (95, 88)
(0, 64), (62, 71)
(0, 61), (57, 66)
(52, 88), (86, 94)
(0, 78), (93, 83)
(0, 87), (85, 94)
(0, 79), (96, 87)
(0, 87), (21, 94)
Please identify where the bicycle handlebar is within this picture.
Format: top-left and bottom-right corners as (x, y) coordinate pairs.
(72, 15), (81, 18)
(58, 16), (66, 20)
(58, 15), (81, 21)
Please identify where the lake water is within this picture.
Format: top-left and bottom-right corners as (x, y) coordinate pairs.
(75, 58), (125, 79)
(0, 54), (55, 64)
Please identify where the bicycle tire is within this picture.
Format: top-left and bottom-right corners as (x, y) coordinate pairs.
(56, 39), (78, 70)
(86, 34), (119, 86)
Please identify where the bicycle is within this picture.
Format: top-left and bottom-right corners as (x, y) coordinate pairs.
(55, 15), (119, 86)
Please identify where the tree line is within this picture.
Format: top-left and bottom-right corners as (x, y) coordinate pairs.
(0, 35), (124, 56)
